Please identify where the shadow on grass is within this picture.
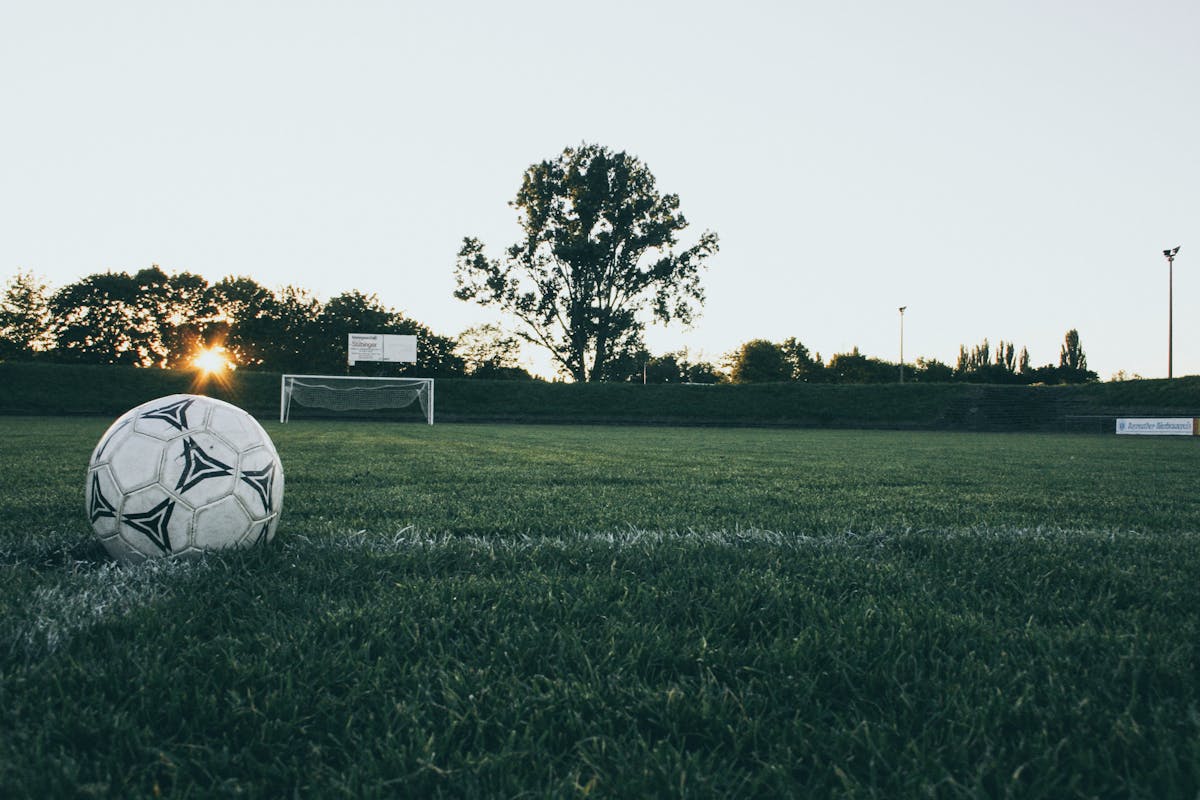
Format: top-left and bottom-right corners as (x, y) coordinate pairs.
(2, 536), (111, 570)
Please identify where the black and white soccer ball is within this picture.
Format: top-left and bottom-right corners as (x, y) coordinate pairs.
(86, 394), (284, 562)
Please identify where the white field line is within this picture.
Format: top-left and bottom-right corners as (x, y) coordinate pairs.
(9, 525), (1184, 657)
(282, 524), (1170, 556)
(12, 558), (205, 657)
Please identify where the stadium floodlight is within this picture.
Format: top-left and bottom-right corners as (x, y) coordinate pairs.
(1164, 247), (1181, 379)
(898, 306), (907, 384)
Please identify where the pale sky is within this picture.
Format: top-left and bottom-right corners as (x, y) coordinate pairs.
(2, 1), (1197, 379)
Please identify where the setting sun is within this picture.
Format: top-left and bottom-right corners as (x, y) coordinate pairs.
(192, 346), (232, 374)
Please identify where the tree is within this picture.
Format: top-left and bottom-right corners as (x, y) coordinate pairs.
(996, 340), (1016, 374)
(827, 347), (895, 383)
(913, 357), (954, 382)
(644, 353), (686, 384)
(956, 339), (990, 377)
(779, 337), (825, 382)
(49, 271), (155, 365)
(954, 338), (1024, 384)
(45, 266), (222, 367)
(0, 271), (52, 359)
(730, 339), (791, 383)
(454, 143), (719, 381)
(594, 337), (652, 382)
(656, 350), (722, 384)
(246, 288), (463, 377)
(210, 276), (278, 367)
(1057, 328), (1097, 384)
(315, 290), (398, 373)
(455, 324), (532, 380)
(249, 286), (323, 372)
(386, 313), (465, 377)
(1059, 328), (1086, 371)
(685, 360), (723, 384)
(132, 266), (219, 367)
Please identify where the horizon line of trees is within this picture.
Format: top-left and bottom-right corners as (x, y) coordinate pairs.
(717, 332), (1097, 386)
(2, 267), (1100, 385)
(0, 267), (520, 379)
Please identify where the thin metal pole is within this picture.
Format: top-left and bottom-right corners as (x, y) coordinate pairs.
(1169, 253), (1174, 379)
(898, 306), (906, 384)
(1164, 247), (1180, 379)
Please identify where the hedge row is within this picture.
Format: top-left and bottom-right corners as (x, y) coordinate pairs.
(2, 362), (1199, 431)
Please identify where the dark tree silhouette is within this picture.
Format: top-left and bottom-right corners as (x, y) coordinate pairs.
(0, 271), (52, 358)
(730, 339), (791, 383)
(455, 143), (718, 381)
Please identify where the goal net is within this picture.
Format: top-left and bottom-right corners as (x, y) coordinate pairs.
(280, 375), (434, 424)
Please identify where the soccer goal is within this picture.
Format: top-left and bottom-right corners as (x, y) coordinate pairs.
(280, 375), (434, 425)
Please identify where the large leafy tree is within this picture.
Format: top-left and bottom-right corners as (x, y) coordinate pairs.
(826, 347), (898, 384)
(455, 324), (532, 380)
(314, 290), (397, 372)
(730, 339), (791, 383)
(0, 271), (53, 358)
(133, 266), (219, 367)
(780, 337), (825, 382)
(209, 275), (278, 367)
(390, 315), (464, 377)
(207, 279), (323, 371)
(251, 286), (324, 373)
(49, 271), (155, 365)
(46, 266), (220, 366)
(454, 143), (718, 382)
(312, 290), (465, 377)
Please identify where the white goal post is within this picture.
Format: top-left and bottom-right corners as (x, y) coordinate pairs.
(280, 375), (434, 425)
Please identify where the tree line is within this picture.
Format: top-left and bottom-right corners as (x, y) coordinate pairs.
(450, 142), (1098, 386)
(0, 267), (525, 378)
(719, 331), (1097, 385)
(0, 140), (1100, 386)
(0, 265), (1097, 385)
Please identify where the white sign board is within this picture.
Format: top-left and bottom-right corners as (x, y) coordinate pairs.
(1116, 418), (1197, 436)
(348, 333), (417, 365)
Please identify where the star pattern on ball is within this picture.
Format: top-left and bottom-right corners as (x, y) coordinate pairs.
(88, 473), (117, 523)
(175, 437), (234, 494)
(123, 497), (176, 554)
(142, 398), (195, 432)
(240, 464), (275, 513)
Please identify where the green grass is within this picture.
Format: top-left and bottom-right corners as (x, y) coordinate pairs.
(2, 419), (1199, 797)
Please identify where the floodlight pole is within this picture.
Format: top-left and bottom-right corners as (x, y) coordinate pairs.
(1164, 247), (1180, 378)
(898, 306), (907, 383)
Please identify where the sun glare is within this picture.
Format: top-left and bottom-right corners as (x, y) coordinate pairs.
(192, 346), (232, 375)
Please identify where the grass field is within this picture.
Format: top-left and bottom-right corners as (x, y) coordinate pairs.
(2, 418), (1199, 797)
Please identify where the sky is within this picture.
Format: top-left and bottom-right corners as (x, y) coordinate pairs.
(2, 0), (1197, 379)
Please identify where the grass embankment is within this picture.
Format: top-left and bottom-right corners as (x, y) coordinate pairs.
(4, 361), (1200, 429)
(2, 420), (1199, 797)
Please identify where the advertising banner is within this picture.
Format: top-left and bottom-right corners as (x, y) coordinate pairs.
(348, 333), (417, 365)
(1115, 418), (1198, 436)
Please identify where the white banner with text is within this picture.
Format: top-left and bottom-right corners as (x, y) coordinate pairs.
(348, 333), (417, 365)
(1115, 418), (1198, 436)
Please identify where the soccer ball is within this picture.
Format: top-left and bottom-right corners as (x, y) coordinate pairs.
(86, 394), (284, 562)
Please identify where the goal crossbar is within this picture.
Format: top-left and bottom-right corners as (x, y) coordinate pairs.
(280, 374), (434, 424)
